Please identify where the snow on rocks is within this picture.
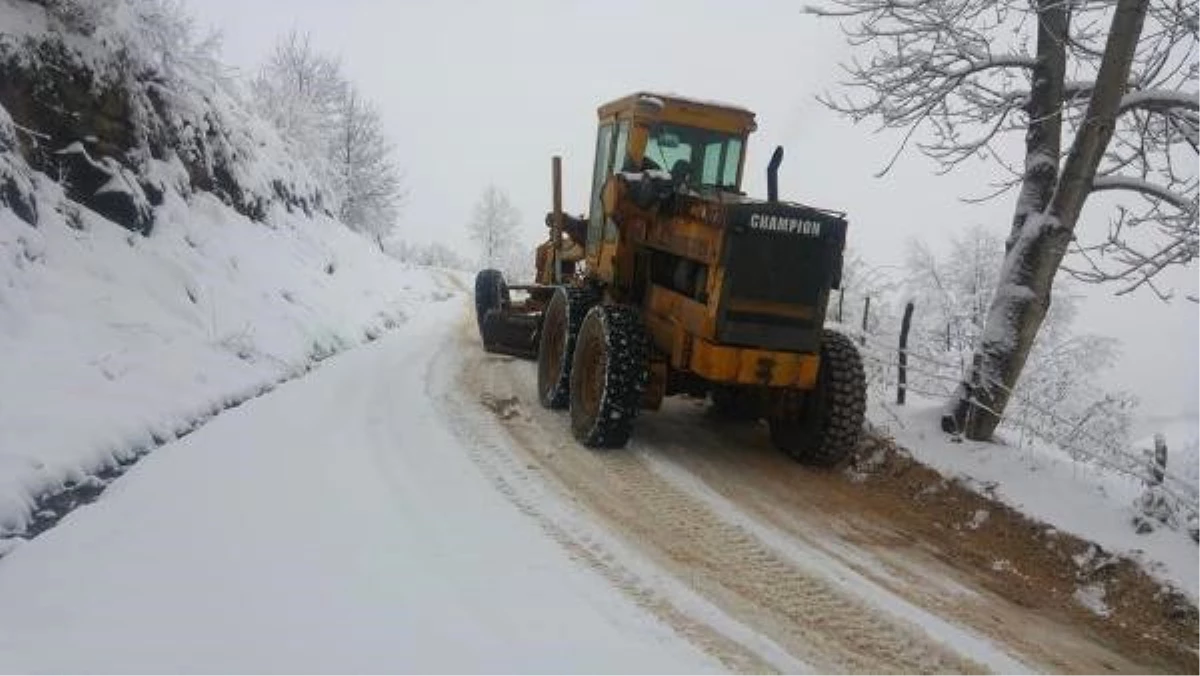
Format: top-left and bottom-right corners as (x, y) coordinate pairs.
(0, 175), (450, 540)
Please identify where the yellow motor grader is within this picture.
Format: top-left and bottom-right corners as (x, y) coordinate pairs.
(474, 92), (865, 465)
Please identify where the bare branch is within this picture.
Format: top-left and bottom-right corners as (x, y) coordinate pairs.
(1091, 175), (1195, 210)
(1118, 88), (1200, 114)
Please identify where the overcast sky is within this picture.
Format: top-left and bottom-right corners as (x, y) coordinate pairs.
(186, 0), (1197, 426)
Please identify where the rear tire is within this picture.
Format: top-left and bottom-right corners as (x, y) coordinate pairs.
(473, 269), (509, 346)
(768, 330), (866, 467)
(536, 286), (598, 409)
(569, 304), (648, 448)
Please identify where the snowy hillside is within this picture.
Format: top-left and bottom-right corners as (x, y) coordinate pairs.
(0, 0), (443, 539)
(0, 176), (448, 538)
(0, 0), (326, 228)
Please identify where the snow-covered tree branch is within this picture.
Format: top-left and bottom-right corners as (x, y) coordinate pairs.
(809, 0), (1197, 294)
(809, 0), (1197, 441)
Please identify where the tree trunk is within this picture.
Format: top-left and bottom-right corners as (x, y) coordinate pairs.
(944, 0), (1067, 434)
(947, 0), (1149, 440)
(1004, 0), (1068, 255)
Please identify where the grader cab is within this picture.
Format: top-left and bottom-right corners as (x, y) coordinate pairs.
(474, 92), (865, 465)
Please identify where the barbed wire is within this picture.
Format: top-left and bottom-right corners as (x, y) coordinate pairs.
(841, 323), (1198, 514)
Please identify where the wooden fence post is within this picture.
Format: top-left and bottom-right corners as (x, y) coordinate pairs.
(897, 301), (914, 405)
(860, 296), (870, 345)
(1150, 433), (1167, 486)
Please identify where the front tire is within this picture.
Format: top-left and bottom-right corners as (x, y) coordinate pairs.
(768, 330), (866, 467)
(473, 269), (509, 346)
(569, 304), (649, 448)
(536, 286), (598, 409)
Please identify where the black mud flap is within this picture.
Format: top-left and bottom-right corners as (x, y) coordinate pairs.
(481, 310), (542, 360)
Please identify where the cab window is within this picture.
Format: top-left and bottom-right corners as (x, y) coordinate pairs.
(642, 123), (743, 190)
(588, 123), (616, 257)
(613, 121), (631, 174)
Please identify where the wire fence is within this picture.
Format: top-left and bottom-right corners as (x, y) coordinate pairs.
(830, 300), (1199, 527)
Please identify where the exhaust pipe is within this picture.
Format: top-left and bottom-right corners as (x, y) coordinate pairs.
(767, 145), (783, 202)
(551, 156), (563, 283)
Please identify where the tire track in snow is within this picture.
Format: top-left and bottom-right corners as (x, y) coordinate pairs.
(427, 316), (805, 674)
(580, 452), (985, 674)
(435, 308), (987, 674)
(634, 449), (1034, 674)
(628, 418), (1140, 674)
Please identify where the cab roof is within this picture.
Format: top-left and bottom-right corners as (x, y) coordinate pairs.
(597, 91), (758, 133)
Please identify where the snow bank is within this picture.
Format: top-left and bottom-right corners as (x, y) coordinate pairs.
(867, 395), (1199, 602)
(0, 173), (446, 537)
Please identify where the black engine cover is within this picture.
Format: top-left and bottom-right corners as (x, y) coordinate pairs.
(717, 200), (847, 354)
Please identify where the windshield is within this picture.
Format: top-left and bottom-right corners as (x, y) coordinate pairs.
(636, 123), (743, 190)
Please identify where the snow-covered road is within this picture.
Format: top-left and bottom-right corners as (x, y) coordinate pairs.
(0, 284), (715, 673)
(0, 274), (1190, 673)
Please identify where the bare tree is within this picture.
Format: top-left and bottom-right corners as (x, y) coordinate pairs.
(253, 31), (346, 189)
(809, 0), (1196, 439)
(467, 185), (521, 273)
(254, 31), (406, 246)
(901, 227), (1138, 462)
(334, 85), (405, 249)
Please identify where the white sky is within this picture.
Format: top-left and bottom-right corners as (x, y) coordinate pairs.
(186, 0), (1197, 423)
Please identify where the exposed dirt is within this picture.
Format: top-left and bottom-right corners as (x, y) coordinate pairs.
(839, 434), (1198, 673)
(444, 310), (1198, 674)
(644, 410), (1198, 674)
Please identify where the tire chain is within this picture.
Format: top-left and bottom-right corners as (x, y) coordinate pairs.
(572, 304), (649, 448)
(540, 285), (601, 409)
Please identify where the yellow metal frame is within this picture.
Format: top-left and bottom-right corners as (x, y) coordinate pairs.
(689, 337), (820, 389)
(577, 91), (822, 392)
(643, 285), (820, 389)
(587, 92), (757, 281)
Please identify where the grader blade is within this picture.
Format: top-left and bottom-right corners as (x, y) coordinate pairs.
(479, 309), (541, 360)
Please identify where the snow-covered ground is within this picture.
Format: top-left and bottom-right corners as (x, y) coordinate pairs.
(0, 109), (1193, 669)
(0, 177), (447, 537)
(0, 185), (1193, 669)
(4, 270), (1185, 670)
(0, 295), (717, 673)
(867, 396), (1199, 602)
